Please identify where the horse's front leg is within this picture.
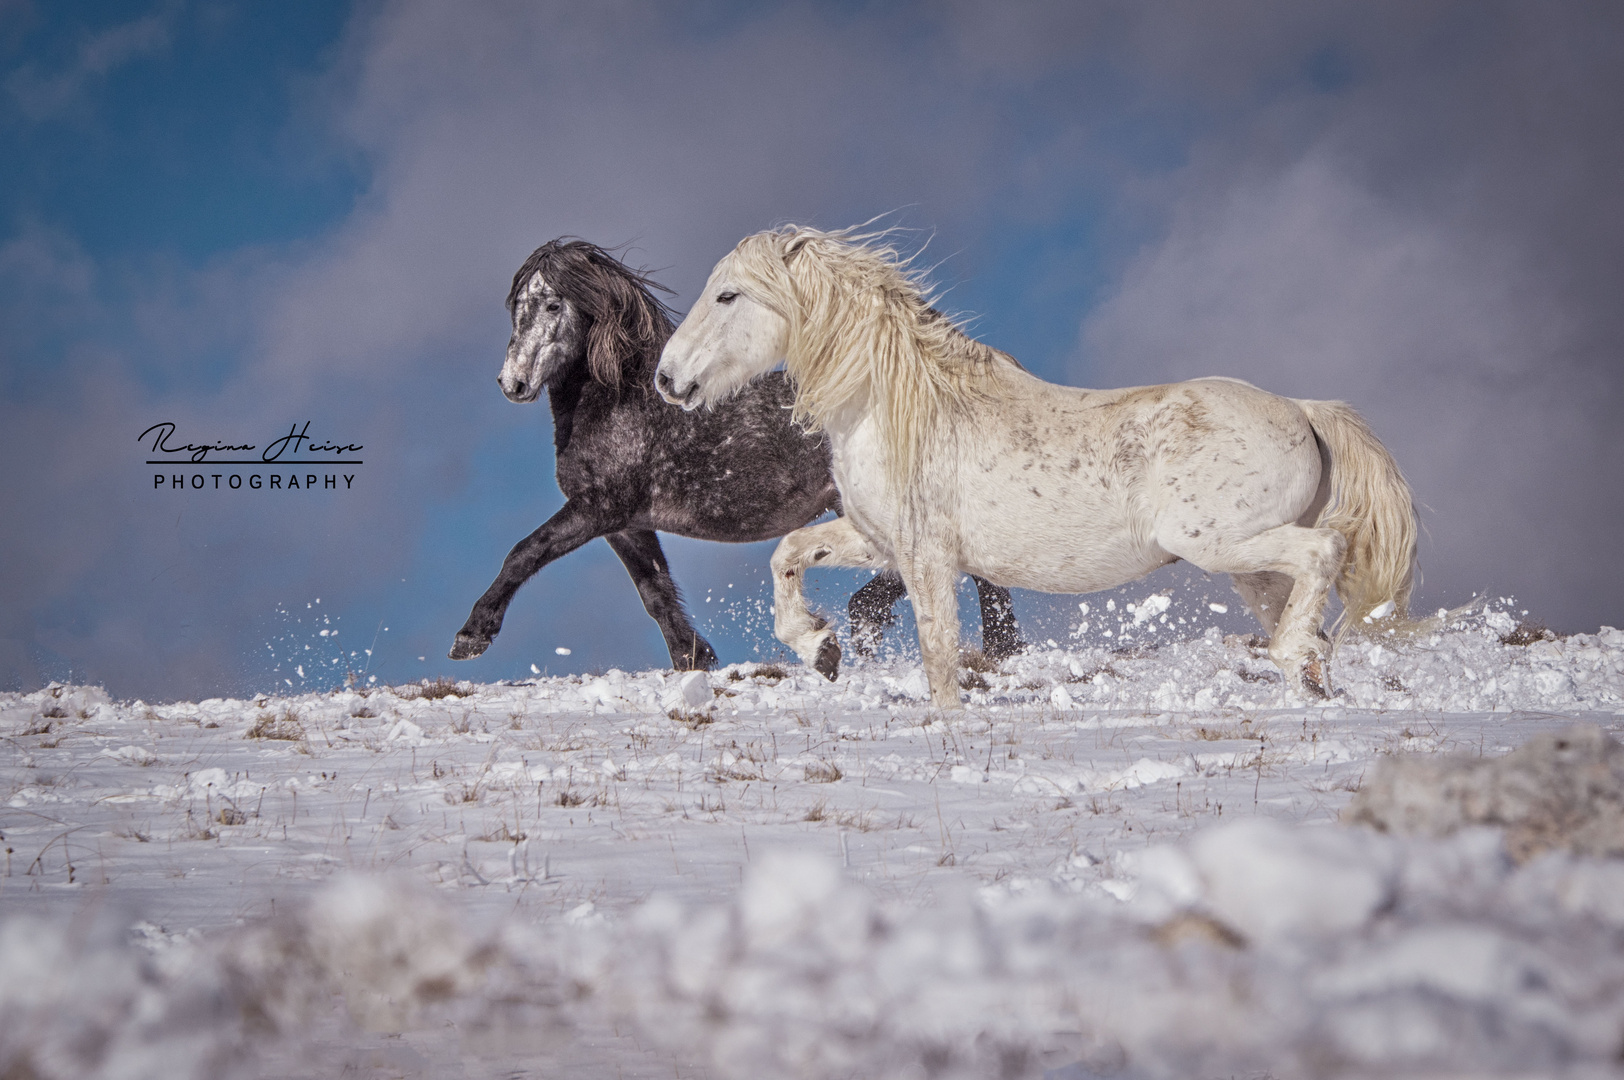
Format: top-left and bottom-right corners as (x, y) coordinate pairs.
(897, 550), (964, 709)
(770, 518), (885, 680)
(450, 497), (617, 660)
(606, 529), (717, 671)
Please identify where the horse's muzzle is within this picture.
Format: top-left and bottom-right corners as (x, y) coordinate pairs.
(655, 369), (699, 410)
(498, 371), (544, 404)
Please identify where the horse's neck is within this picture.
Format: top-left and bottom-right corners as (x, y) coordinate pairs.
(547, 349), (665, 455)
(546, 367), (592, 455)
(616, 347), (661, 389)
(823, 401), (889, 482)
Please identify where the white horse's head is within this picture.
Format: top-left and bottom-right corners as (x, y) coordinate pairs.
(499, 270), (587, 403)
(655, 249), (789, 411)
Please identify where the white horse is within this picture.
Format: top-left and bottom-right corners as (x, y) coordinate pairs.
(655, 226), (1418, 708)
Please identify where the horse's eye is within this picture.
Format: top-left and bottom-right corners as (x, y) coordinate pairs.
(716, 291), (738, 305)
(545, 302), (562, 314)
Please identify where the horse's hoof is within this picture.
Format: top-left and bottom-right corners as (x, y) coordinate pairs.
(983, 636), (1029, 662)
(449, 632), (491, 661)
(1300, 657), (1330, 699)
(675, 637), (719, 671)
(848, 627), (881, 660)
(813, 636), (842, 681)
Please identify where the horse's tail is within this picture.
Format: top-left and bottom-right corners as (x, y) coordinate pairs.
(1296, 398), (1420, 634)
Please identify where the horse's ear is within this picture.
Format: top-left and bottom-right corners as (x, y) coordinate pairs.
(783, 232), (811, 263)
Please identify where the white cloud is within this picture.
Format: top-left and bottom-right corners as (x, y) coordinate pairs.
(1076, 3), (1624, 627)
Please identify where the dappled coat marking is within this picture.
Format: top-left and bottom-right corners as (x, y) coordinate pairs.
(656, 225), (1418, 707)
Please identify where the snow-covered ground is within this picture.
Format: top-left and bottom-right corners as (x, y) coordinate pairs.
(3, 605), (1623, 1078)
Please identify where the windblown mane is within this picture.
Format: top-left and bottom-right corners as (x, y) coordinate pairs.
(727, 225), (997, 483)
(510, 239), (678, 389)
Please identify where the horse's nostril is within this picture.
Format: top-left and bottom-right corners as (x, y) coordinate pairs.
(514, 381), (527, 398)
(656, 371), (672, 394)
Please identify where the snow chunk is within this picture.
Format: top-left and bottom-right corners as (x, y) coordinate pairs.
(100, 744), (158, 766)
(1313, 923), (1526, 1003)
(1131, 593), (1171, 626)
(184, 767), (262, 802)
(1344, 722), (1624, 862)
(1084, 757), (1187, 792)
(385, 718), (426, 746)
(887, 669), (931, 701)
(1189, 819), (1394, 941)
(738, 851), (845, 950)
(304, 875), (486, 1032)
(662, 671), (712, 712)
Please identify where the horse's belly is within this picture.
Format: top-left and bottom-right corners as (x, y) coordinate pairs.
(961, 516), (1173, 594)
(639, 483), (836, 541)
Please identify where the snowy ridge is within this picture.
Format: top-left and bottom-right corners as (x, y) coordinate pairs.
(585, 826), (1624, 1079)
(5, 823), (1624, 1078)
(2, 608), (1622, 1078)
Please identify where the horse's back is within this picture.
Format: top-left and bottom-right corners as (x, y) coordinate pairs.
(942, 370), (1322, 589)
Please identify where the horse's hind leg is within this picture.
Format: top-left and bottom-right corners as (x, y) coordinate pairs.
(1173, 525), (1345, 697)
(1229, 571), (1293, 638)
(973, 578), (1023, 660)
(771, 518), (886, 681)
(606, 530), (717, 671)
(850, 574), (1021, 660)
(848, 572), (905, 658)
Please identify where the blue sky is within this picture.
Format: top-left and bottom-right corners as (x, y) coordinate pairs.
(3, 1), (1621, 701)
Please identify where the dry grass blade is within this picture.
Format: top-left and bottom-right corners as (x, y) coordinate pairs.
(959, 648), (999, 674)
(400, 676), (464, 701)
(803, 760), (843, 783)
(1501, 620), (1560, 646)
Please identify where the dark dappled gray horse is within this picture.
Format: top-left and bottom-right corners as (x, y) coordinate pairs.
(450, 239), (1021, 671)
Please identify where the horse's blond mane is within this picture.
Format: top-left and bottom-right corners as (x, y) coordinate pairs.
(727, 225), (996, 485)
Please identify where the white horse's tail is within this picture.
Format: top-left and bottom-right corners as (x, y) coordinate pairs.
(1296, 399), (1420, 633)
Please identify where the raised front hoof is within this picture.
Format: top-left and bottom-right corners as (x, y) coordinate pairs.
(672, 638), (719, 672)
(1297, 657), (1331, 700)
(813, 636), (842, 682)
(449, 632), (491, 660)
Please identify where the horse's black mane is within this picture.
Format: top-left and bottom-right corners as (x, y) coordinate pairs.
(509, 238), (679, 389)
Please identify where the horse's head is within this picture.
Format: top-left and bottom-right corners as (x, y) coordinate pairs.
(656, 246), (790, 411)
(500, 268), (585, 402)
(500, 239), (676, 403)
